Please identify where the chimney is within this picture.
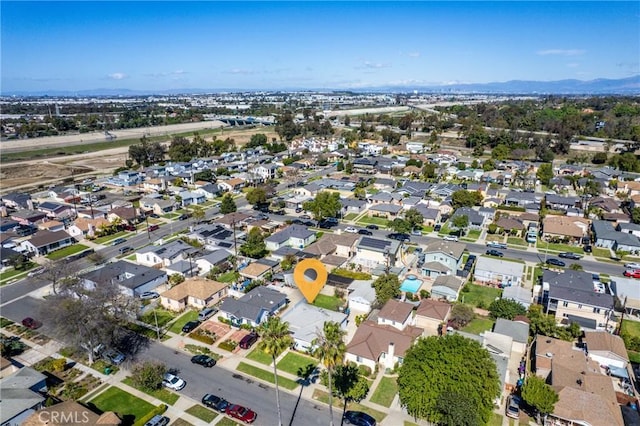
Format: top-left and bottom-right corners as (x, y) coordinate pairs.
(386, 342), (395, 370)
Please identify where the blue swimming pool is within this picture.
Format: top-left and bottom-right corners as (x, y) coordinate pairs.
(400, 274), (422, 293)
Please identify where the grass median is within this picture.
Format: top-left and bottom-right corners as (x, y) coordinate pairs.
(236, 362), (298, 390)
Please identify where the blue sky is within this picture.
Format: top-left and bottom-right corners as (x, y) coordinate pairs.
(2, 1), (638, 92)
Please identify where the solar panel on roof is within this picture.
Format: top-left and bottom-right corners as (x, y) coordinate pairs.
(360, 237), (390, 249)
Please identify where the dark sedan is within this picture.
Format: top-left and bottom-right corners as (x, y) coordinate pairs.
(343, 410), (376, 426)
(21, 317), (42, 330)
(191, 354), (216, 367)
(558, 252), (581, 260)
(366, 224), (379, 230)
(202, 394), (229, 412)
(546, 258), (566, 267)
(485, 249), (504, 257)
(358, 229), (373, 235)
(387, 233), (410, 242)
(181, 321), (200, 333)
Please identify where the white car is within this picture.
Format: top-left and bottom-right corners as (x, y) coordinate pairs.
(344, 227), (358, 233)
(443, 235), (459, 242)
(163, 372), (186, 391)
(624, 263), (640, 270)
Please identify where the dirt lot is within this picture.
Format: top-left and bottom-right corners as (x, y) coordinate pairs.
(0, 127), (278, 193)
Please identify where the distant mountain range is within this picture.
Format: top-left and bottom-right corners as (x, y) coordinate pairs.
(3, 75), (638, 97)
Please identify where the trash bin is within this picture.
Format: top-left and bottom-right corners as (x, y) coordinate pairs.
(104, 367), (111, 375)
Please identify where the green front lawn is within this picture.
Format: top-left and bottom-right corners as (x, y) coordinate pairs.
(593, 247), (612, 258)
(507, 237), (527, 247)
(460, 284), (502, 308)
(276, 352), (317, 376)
(185, 405), (218, 423)
(46, 244), (90, 260)
(216, 418), (241, 426)
(356, 216), (389, 227)
(140, 310), (176, 328)
(343, 213), (358, 220)
(461, 316), (495, 335)
(246, 348), (273, 365)
(89, 386), (156, 425)
(464, 229), (481, 240)
(168, 310), (198, 334)
(536, 240), (584, 254)
(93, 232), (127, 245)
(217, 271), (240, 283)
(236, 362), (298, 390)
(311, 294), (344, 311)
(121, 377), (179, 405)
(370, 376), (398, 407)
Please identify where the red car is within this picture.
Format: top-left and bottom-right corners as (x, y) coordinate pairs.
(226, 404), (257, 424)
(21, 317), (42, 329)
(624, 270), (640, 278)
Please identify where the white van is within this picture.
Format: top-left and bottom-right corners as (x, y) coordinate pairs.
(198, 307), (217, 322)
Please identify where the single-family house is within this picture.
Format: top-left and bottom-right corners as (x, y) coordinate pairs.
(541, 216), (590, 243)
(545, 194), (581, 212)
(281, 303), (347, 352)
(420, 240), (465, 278)
(492, 318), (530, 354)
(160, 277), (228, 312)
(80, 260), (168, 297)
(22, 230), (75, 256)
(217, 177), (246, 193)
(592, 220), (640, 253)
(415, 299), (451, 336)
(377, 300), (415, 331)
(542, 270), (614, 330)
(345, 320), (423, 371)
(195, 249), (233, 275)
(10, 210), (47, 226)
(178, 190), (205, 207)
(37, 201), (75, 220)
(239, 262), (274, 281)
(1, 192), (32, 209)
(0, 367), (48, 426)
(135, 239), (198, 268)
(340, 198), (367, 215)
(67, 217), (110, 239)
(218, 286), (288, 327)
(22, 400), (121, 426)
(474, 256), (525, 288)
(347, 280), (376, 313)
(107, 206), (140, 225)
(583, 331), (629, 370)
(501, 285), (532, 309)
(352, 237), (401, 271)
(265, 225), (316, 251)
(450, 207), (485, 230)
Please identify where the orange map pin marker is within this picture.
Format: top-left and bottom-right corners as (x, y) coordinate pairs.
(293, 258), (328, 303)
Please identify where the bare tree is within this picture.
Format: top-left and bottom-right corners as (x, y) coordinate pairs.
(41, 259), (78, 295)
(41, 279), (138, 364)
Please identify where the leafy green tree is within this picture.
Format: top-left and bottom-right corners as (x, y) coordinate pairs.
(333, 364), (370, 420)
(404, 208), (424, 229)
(422, 163), (437, 179)
(451, 214), (469, 233)
(131, 361), (167, 392)
(258, 316), (294, 426)
(168, 135), (197, 162)
(219, 194), (237, 214)
(488, 299), (527, 320)
(482, 159), (495, 171)
(302, 191), (342, 221)
(275, 111), (301, 141)
(536, 163), (554, 186)
(435, 391), (482, 426)
(389, 218), (411, 234)
(372, 274), (400, 305)
(592, 152), (608, 164)
(491, 144), (511, 161)
(397, 335), (500, 424)
(246, 187), (267, 206)
(632, 207), (640, 224)
(246, 133), (268, 148)
(240, 228), (267, 259)
(609, 152), (640, 172)
(336, 161), (344, 171)
(521, 375), (559, 424)
(451, 190), (482, 209)
(194, 169), (215, 182)
(312, 321), (347, 426)
(450, 304), (475, 328)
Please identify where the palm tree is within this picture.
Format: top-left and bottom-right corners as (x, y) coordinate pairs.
(312, 321), (347, 426)
(258, 316), (294, 426)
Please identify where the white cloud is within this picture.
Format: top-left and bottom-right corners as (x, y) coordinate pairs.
(107, 72), (127, 80)
(225, 68), (256, 75)
(537, 49), (586, 56)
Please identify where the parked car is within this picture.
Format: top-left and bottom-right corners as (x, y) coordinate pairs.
(505, 395), (521, 419)
(387, 233), (410, 242)
(162, 372), (186, 391)
(202, 394), (229, 412)
(558, 252), (581, 260)
(358, 229), (373, 236)
(177, 213), (191, 221)
(344, 227), (358, 233)
(546, 258), (566, 267)
(343, 410), (377, 426)
(300, 214), (311, 220)
(140, 291), (160, 300)
(226, 404), (257, 424)
(485, 249), (504, 257)
(624, 262), (640, 270)
(111, 237), (126, 246)
(191, 354), (216, 367)
(624, 270), (640, 278)
(486, 241), (507, 249)
(148, 224), (159, 232)
(583, 245), (592, 253)
(21, 317), (42, 330)
(239, 332), (259, 349)
(411, 228), (422, 236)
(366, 224), (379, 230)
(144, 415), (170, 426)
(295, 207), (303, 213)
(118, 246), (133, 255)
(27, 267), (45, 277)
(103, 349), (126, 365)
(182, 321), (200, 333)
(149, 213), (160, 219)
(443, 235), (458, 242)
(434, 224), (442, 232)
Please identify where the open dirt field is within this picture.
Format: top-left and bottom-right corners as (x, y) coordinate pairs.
(0, 126), (278, 193)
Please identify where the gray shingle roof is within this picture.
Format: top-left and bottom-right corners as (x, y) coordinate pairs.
(544, 270), (614, 309)
(81, 260), (167, 290)
(219, 287), (287, 323)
